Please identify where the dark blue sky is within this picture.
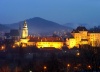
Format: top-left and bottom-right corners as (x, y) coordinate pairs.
(0, 0), (100, 25)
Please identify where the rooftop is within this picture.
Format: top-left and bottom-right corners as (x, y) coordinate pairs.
(28, 36), (63, 42)
(71, 26), (88, 33)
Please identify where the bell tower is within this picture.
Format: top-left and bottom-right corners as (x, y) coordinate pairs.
(21, 21), (28, 38)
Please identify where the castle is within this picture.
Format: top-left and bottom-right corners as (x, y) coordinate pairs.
(5, 21), (100, 49)
(15, 21), (63, 49)
(66, 26), (100, 48)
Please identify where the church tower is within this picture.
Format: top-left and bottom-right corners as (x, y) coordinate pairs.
(21, 21), (28, 38)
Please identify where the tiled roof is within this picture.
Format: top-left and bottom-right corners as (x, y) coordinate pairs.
(88, 29), (100, 33)
(76, 26), (88, 31)
(71, 29), (79, 33)
(71, 26), (88, 33)
(28, 37), (63, 42)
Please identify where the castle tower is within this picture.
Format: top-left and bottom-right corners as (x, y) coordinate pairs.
(21, 21), (28, 38)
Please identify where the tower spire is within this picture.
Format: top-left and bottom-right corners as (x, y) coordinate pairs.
(23, 20), (27, 28)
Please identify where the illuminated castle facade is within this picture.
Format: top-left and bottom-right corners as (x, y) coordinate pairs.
(7, 21), (100, 49)
(66, 26), (100, 48)
(15, 21), (63, 49)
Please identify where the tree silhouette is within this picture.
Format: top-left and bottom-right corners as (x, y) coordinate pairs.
(46, 53), (66, 72)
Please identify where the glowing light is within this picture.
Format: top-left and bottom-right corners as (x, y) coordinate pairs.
(36, 42), (63, 49)
(20, 39), (29, 43)
(66, 38), (76, 49)
(44, 66), (47, 70)
(22, 44), (27, 48)
(1, 45), (5, 50)
(21, 21), (28, 38)
(67, 64), (70, 67)
(12, 45), (16, 48)
(29, 71), (32, 72)
(76, 52), (80, 56)
(87, 65), (91, 69)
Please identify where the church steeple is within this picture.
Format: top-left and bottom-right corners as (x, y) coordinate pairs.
(21, 21), (28, 38)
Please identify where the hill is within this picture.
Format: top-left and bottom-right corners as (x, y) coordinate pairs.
(6, 17), (72, 33)
(63, 23), (96, 29)
(0, 24), (10, 32)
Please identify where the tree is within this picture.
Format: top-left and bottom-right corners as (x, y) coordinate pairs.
(46, 53), (67, 72)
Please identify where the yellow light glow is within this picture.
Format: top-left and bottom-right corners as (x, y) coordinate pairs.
(76, 52), (80, 56)
(12, 45), (16, 48)
(67, 64), (70, 67)
(21, 22), (28, 38)
(44, 66), (47, 70)
(1, 45), (5, 50)
(81, 41), (88, 45)
(20, 39), (29, 43)
(66, 38), (76, 49)
(22, 44), (27, 48)
(87, 65), (91, 69)
(36, 42), (63, 49)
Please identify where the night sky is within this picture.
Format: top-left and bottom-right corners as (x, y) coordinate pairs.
(0, 0), (100, 25)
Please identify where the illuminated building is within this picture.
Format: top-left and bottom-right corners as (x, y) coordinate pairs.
(88, 30), (100, 47)
(20, 21), (29, 46)
(12, 21), (29, 47)
(72, 26), (88, 45)
(19, 36), (64, 49)
(66, 35), (76, 48)
(5, 21), (100, 49)
(36, 37), (63, 49)
(36, 42), (63, 49)
(13, 21), (100, 49)
(14, 21), (63, 49)
(21, 21), (28, 38)
(67, 26), (88, 48)
(67, 26), (100, 48)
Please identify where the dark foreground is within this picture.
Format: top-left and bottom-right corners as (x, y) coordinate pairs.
(0, 46), (100, 72)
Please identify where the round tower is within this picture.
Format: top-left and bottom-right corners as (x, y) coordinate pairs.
(21, 21), (28, 38)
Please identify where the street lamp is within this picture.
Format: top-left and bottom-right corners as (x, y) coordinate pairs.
(87, 65), (91, 69)
(76, 52), (80, 56)
(12, 45), (16, 48)
(67, 64), (70, 67)
(29, 71), (32, 72)
(1, 45), (5, 50)
(44, 66), (47, 72)
(67, 64), (70, 72)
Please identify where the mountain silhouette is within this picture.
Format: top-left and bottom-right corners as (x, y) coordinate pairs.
(4, 17), (72, 33)
(0, 24), (10, 32)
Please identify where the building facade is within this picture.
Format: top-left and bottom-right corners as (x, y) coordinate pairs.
(66, 26), (100, 48)
(15, 21), (64, 49)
